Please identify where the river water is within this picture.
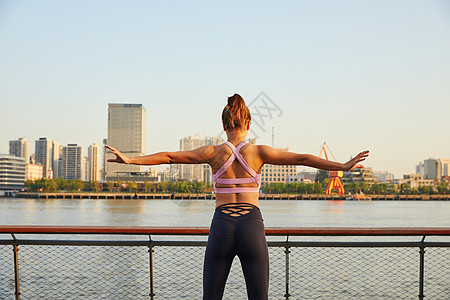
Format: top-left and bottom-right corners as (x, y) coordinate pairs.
(1, 197), (450, 227)
(1, 198), (449, 299)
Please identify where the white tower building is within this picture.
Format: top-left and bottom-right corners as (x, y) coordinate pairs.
(9, 137), (30, 164)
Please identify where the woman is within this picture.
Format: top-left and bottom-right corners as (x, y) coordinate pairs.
(106, 93), (369, 300)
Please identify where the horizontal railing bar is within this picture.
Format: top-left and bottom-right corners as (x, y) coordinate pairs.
(267, 241), (450, 248)
(1, 239), (449, 248)
(0, 240), (207, 247)
(0, 240), (152, 246)
(1, 225), (450, 236)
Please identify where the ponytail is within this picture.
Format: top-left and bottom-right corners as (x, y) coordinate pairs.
(222, 93), (251, 131)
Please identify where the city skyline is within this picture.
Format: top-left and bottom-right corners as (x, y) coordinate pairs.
(5, 132), (450, 181)
(1, 1), (449, 178)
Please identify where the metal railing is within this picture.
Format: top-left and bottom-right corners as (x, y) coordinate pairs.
(1, 226), (449, 299)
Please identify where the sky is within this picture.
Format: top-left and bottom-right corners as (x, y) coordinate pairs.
(0, 0), (449, 178)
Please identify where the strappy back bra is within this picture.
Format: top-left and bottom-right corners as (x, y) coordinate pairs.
(212, 141), (261, 194)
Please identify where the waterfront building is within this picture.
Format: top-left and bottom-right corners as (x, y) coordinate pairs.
(87, 143), (100, 182)
(295, 170), (317, 183)
(106, 171), (158, 184)
(392, 174), (434, 190)
(342, 167), (376, 186)
(404, 174), (434, 189)
(417, 158), (450, 180)
(261, 148), (297, 184)
(25, 164), (43, 181)
(58, 144), (83, 180)
(176, 134), (224, 183)
(0, 154), (25, 190)
(374, 171), (395, 183)
(35, 138), (60, 179)
(105, 104), (146, 178)
(9, 137), (30, 164)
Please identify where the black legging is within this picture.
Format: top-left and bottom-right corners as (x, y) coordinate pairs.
(203, 204), (269, 300)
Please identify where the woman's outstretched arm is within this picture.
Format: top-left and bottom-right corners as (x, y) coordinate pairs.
(105, 145), (215, 165)
(259, 145), (369, 171)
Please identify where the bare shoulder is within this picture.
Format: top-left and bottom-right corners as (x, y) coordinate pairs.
(254, 144), (276, 157)
(241, 144), (272, 165)
(196, 144), (216, 157)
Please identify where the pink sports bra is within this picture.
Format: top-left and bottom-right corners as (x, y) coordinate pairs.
(213, 141), (261, 194)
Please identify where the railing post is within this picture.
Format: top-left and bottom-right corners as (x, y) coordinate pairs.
(418, 235), (426, 300)
(12, 234), (21, 300)
(148, 235), (155, 300)
(284, 235), (290, 299)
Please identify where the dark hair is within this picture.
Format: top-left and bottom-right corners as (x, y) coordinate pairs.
(222, 93), (251, 131)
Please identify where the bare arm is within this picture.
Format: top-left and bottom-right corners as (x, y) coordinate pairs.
(106, 145), (215, 165)
(259, 145), (369, 171)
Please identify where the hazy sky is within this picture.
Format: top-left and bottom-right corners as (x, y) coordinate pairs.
(1, 0), (449, 178)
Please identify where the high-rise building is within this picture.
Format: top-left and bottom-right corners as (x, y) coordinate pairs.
(438, 158), (450, 178)
(58, 144), (83, 180)
(261, 148), (297, 184)
(9, 137), (30, 164)
(35, 138), (52, 178)
(105, 104), (146, 178)
(417, 158), (450, 180)
(177, 134), (224, 183)
(87, 143), (100, 182)
(35, 138), (60, 179)
(0, 154), (25, 190)
(423, 159), (439, 180)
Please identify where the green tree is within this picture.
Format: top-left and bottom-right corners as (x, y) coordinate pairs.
(90, 180), (100, 192)
(83, 181), (91, 191)
(106, 181), (115, 192)
(194, 182), (206, 193)
(35, 179), (44, 191)
(157, 182), (167, 193)
(143, 181), (152, 193)
(321, 178), (330, 191)
(67, 179), (83, 192)
(126, 181), (138, 192)
(436, 183), (449, 194)
(56, 178), (68, 191)
(166, 181), (175, 193)
(315, 170), (328, 183)
(49, 179), (58, 192)
(400, 183), (410, 194)
(116, 180), (123, 192)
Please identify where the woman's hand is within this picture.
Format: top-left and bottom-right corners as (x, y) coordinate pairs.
(105, 145), (131, 164)
(343, 150), (369, 171)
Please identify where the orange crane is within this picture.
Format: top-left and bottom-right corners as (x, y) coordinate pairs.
(319, 142), (345, 195)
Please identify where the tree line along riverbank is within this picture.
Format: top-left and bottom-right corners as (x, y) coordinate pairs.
(23, 178), (450, 196)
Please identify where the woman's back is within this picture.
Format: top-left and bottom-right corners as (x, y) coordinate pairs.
(211, 141), (263, 208)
